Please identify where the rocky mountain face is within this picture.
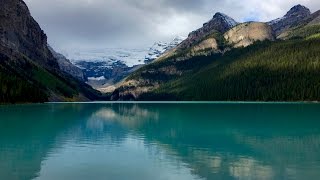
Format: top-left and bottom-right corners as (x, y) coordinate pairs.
(190, 38), (218, 53)
(157, 13), (238, 61)
(110, 22), (275, 100)
(268, 4), (311, 36)
(111, 20), (275, 100)
(48, 46), (85, 81)
(0, 0), (104, 103)
(277, 9), (320, 40)
(110, 4), (320, 101)
(224, 22), (275, 48)
(0, 0), (58, 70)
(179, 13), (238, 50)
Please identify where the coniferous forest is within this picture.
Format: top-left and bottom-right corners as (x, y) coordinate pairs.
(136, 38), (320, 101)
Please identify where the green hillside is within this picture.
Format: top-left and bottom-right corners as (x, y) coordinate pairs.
(136, 38), (320, 101)
(280, 24), (320, 40)
(0, 53), (105, 103)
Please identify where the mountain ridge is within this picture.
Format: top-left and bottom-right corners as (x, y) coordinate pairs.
(48, 46), (85, 81)
(268, 4), (311, 36)
(70, 37), (184, 91)
(110, 4), (320, 101)
(176, 12), (238, 50)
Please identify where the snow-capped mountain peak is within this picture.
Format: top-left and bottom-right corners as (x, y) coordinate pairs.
(68, 36), (185, 68)
(267, 4), (311, 35)
(145, 36), (185, 63)
(213, 12), (238, 27)
(68, 36), (185, 89)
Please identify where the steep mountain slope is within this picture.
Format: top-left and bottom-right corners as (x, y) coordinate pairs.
(0, 0), (58, 70)
(111, 5), (320, 101)
(111, 22), (275, 100)
(145, 36), (185, 63)
(114, 38), (320, 101)
(143, 39), (320, 101)
(302, 10), (320, 26)
(268, 4), (311, 36)
(179, 12), (238, 49)
(0, 0), (104, 103)
(157, 13), (238, 61)
(224, 22), (275, 48)
(278, 10), (320, 40)
(48, 46), (85, 81)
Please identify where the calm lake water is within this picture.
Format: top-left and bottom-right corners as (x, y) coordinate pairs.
(1, 103), (320, 180)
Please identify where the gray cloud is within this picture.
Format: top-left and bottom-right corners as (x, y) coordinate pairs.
(24, 0), (320, 53)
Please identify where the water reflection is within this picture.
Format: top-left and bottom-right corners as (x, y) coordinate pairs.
(88, 104), (159, 130)
(0, 103), (320, 180)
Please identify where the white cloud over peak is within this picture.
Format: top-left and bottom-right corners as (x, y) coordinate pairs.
(24, 0), (320, 53)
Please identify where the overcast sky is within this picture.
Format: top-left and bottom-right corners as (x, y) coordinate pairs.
(24, 0), (320, 53)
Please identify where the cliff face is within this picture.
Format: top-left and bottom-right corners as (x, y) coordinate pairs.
(191, 38), (218, 53)
(224, 22), (275, 48)
(157, 13), (238, 61)
(179, 13), (238, 49)
(0, 0), (104, 103)
(0, 0), (58, 69)
(268, 5), (311, 36)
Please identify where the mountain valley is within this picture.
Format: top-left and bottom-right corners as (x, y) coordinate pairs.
(1, 0), (320, 103)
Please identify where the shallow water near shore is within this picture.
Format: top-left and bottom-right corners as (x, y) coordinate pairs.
(1, 102), (320, 180)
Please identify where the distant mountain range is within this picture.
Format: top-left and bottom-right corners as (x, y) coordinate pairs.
(110, 4), (320, 101)
(1, 1), (320, 103)
(68, 37), (184, 90)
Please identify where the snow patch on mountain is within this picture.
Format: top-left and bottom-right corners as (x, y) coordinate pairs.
(145, 36), (185, 62)
(88, 76), (106, 81)
(268, 17), (286, 25)
(67, 37), (184, 89)
(66, 36), (184, 68)
(67, 48), (148, 67)
(217, 12), (238, 27)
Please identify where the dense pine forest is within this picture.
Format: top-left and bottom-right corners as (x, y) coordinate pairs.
(135, 38), (320, 101)
(0, 53), (105, 103)
(0, 54), (47, 103)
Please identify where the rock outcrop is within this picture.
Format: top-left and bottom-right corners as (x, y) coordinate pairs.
(178, 12), (238, 49)
(0, 0), (58, 70)
(191, 38), (218, 53)
(224, 22), (275, 48)
(268, 4), (311, 36)
(0, 0), (104, 103)
(157, 13), (238, 61)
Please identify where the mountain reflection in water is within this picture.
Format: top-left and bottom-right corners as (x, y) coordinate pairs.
(0, 103), (320, 180)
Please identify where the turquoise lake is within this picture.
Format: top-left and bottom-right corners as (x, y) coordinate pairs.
(1, 103), (320, 180)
